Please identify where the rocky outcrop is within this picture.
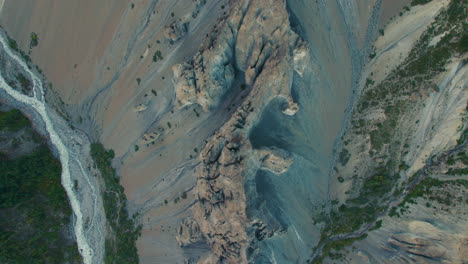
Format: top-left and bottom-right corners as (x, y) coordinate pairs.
(164, 21), (188, 42)
(176, 217), (204, 247)
(256, 147), (293, 174)
(281, 96), (299, 116)
(175, 0), (304, 262)
(140, 131), (160, 145)
(134, 103), (147, 112)
(172, 48), (235, 111)
(173, 0), (304, 112)
(192, 103), (252, 263)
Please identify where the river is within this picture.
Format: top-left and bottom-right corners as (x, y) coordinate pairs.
(0, 31), (104, 264)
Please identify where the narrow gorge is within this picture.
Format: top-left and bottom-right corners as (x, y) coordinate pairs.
(0, 0), (465, 263)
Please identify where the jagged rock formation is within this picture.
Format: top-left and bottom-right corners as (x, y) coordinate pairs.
(172, 0), (302, 112)
(175, 0), (303, 262)
(172, 29), (236, 110)
(176, 217), (204, 247)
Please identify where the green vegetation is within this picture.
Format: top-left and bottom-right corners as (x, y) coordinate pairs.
(321, 171), (394, 230)
(401, 0), (465, 77)
(447, 167), (468, 175)
(313, 167), (398, 262)
(167, 121), (172, 128)
(370, 220), (383, 231)
(0, 110), (81, 264)
(390, 178), (467, 217)
(30, 32), (39, 48)
(136, 78), (141, 85)
(338, 148), (350, 166)
(411, 0), (432, 6)
(90, 143), (141, 264)
(7, 35), (19, 51)
(5, 33), (31, 63)
(16, 73), (32, 92)
(151, 89), (158, 96)
(134, 145), (139, 152)
(313, 1), (467, 262)
(0, 109), (30, 132)
(357, 0), (466, 152)
(152, 50), (163, 62)
(311, 234), (368, 264)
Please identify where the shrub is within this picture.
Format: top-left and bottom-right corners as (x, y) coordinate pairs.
(90, 143), (141, 264)
(411, 0), (432, 6)
(152, 50), (164, 62)
(30, 32), (39, 48)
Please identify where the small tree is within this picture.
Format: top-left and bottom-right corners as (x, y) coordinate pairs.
(30, 32), (39, 48)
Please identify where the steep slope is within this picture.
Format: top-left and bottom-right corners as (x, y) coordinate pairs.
(174, 0), (381, 262)
(314, 0), (467, 263)
(3, 0), (460, 263)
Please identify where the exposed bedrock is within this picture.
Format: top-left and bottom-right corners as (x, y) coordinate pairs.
(172, 0), (301, 112)
(164, 20), (188, 43)
(175, 0), (373, 262)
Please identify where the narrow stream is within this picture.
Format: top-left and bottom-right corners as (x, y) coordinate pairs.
(0, 32), (101, 264)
